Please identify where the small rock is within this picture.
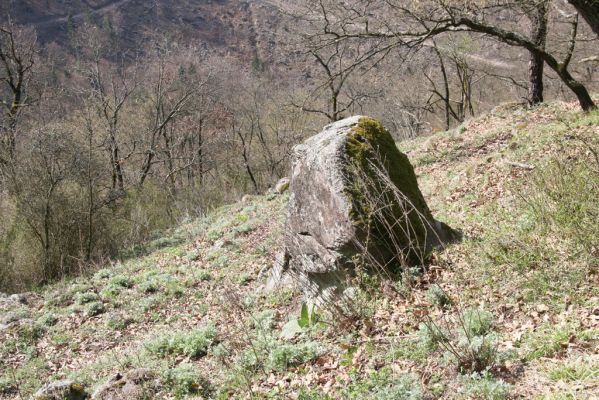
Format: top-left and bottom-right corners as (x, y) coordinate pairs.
(210, 238), (232, 252)
(9, 293), (29, 305)
(34, 380), (88, 400)
(264, 251), (294, 292)
(536, 304), (549, 313)
(92, 369), (159, 400)
(241, 194), (253, 204)
(274, 177), (290, 194)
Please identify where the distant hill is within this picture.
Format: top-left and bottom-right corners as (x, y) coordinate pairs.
(0, 0), (289, 68)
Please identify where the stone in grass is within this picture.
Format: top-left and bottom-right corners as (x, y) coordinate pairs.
(271, 116), (458, 299)
(34, 380), (88, 400)
(275, 177), (290, 194)
(91, 369), (160, 400)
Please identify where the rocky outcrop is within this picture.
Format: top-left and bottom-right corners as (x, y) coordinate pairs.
(270, 116), (457, 298)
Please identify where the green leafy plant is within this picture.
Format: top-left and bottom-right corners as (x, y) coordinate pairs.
(162, 363), (212, 398)
(339, 368), (422, 400)
(37, 312), (58, 327)
(85, 301), (105, 316)
(458, 371), (512, 400)
(195, 270), (212, 281)
(420, 308), (499, 372)
(109, 275), (133, 288)
(75, 291), (100, 305)
(146, 325), (217, 358)
(281, 302), (320, 339)
(426, 284), (452, 308)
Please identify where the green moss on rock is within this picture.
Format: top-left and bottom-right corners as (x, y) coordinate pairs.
(345, 117), (435, 265)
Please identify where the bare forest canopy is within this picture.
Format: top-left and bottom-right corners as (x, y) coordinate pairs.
(1, 0), (598, 292)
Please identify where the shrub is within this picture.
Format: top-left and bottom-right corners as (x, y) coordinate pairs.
(85, 301), (105, 316)
(266, 342), (322, 371)
(195, 270), (212, 281)
(420, 308), (499, 373)
(426, 284), (452, 308)
(339, 368), (422, 400)
(185, 250), (201, 261)
(75, 291), (100, 305)
(109, 275), (133, 288)
(93, 268), (111, 280)
(237, 273), (251, 285)
(100, 284), (122, 299)
(162, 363), (212, 398)
(461, 308), (494, 337)
(37, 312), (58, 327)
(105, 313), (129, 330)
(458, 371), (512, 400)
(138, 279), (159, 293)
(146, 325), (217, 358)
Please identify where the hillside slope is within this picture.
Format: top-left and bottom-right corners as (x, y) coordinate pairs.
(0, 101), (598, 399)
(0, 0), (287, 68)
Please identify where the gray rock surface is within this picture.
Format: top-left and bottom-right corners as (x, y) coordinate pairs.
(270, 116), (457, 299)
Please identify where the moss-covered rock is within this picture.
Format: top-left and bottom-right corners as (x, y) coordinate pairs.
(345, 117), (447, 265)
(33, 380), (88, 400)
(276, 116), (457, 297)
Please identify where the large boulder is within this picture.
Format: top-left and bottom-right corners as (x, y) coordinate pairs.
(272, 116), (457, 298)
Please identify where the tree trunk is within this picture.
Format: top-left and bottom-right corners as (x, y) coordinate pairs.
(558, 67), (597, 111)
(568, 0), (599, 36)
(528, 2), (548, 106)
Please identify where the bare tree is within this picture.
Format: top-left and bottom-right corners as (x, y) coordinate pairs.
(527, 0), (549, 106)
(0, 21), (36, 166)
(568, 0), (599, 36)
(303, 0), (596, 111)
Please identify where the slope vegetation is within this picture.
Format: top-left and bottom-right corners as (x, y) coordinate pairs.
(1, 101), (598, 399)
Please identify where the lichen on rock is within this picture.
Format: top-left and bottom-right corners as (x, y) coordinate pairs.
(345, 117), (441, 265)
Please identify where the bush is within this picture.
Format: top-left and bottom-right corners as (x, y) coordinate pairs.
(93, 268), (111, 280)
(462, 308), (494, 337)
(266, 342), (322, 371)
(420, 308), (499, 373)
(458, 371), (512, 400)
(75, 291), (100, 305)
(109, 275), (133, 288)
(37, 312), (58, 327)
(146, 325), (217, 358)
(105, 313), (129, 330)
(426, 284), (452, 308)
(339, 368), (422, 400)
(85, 301), (105, 316)
(162, 363), (212, 398)
(195, 270), (212, 282)
(100, 284), (122, 299)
